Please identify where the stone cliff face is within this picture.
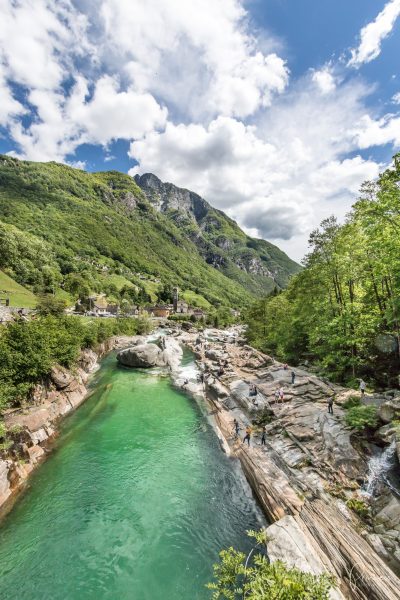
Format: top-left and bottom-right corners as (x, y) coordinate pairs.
(134, 173), (301, 292)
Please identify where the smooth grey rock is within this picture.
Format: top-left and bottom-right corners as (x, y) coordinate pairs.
(117, 344), (165, 368)
(266, 516), (345, 600)
(378, 398), (400, 423)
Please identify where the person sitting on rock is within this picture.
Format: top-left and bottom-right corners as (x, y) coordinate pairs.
(249, 384), (257, 397)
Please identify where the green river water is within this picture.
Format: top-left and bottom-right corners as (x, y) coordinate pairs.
(0, 350), (264, 600)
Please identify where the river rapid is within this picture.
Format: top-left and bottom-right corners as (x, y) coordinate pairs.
(0, 350), (264, 600)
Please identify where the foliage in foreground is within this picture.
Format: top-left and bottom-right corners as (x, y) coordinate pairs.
(245, 154), (400, 385)
(207, 531), (335, 600)
(0, 315), (152, 410)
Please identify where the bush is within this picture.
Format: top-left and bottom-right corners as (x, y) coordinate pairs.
(342, 395), (361, 410)
(345, 405), (378, 431)
(207, 531), (335, 599)
(346, 498), (369, 518)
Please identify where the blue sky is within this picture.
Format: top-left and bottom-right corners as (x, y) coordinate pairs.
(1, 0), (400, 260)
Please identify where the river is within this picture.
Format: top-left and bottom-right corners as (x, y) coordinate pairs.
(0, 350), (264, 600)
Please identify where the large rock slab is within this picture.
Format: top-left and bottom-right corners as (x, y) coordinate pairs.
(117, 338), (183, 371)
(117, 343), (165, 368)
(267, 516), (345, 600)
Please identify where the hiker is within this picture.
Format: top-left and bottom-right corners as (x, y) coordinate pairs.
(274, 389), (280, 402)
(261, 426), (266, 445)
(243, 426), (252, 446)
(283, 363), (288, 370)
(233, 418), (240, 438)
(291, 371), (296, 384)
(359, 379), (366, 397)
(327, 397), (334, 414)
(279, 387), (284, 402)
(217, 366), (224, 377)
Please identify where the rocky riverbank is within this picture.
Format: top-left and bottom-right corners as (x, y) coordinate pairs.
(0, 335), (139, 516)
(171, 326), (400, 600)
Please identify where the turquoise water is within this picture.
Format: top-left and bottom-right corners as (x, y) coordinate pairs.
(0, 352), (264, 600)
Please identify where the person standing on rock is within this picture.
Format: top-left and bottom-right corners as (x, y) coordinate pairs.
(261, 426), (266, 445)
(327, 396), (334, 414)
(274, 389), (280, 403)
(279, 387), (284, 402)
(359, 379), (366, 397)
(243, 426), (252, 446)
(233, 419), (240, 438)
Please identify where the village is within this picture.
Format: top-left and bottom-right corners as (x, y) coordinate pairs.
(0, 286), (209, 323)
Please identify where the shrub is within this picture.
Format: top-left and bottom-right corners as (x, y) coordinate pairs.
(207, 530), (335, 599)
(345, 405), (378, 431)
(346, 498), (369, 518)
(342, 395), (361, 410)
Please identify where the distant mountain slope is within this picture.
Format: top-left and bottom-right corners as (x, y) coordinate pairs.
(135, 173), (300, 293)
(0, 155), (299, 308)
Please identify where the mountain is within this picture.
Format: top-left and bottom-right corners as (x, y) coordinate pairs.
(0, 155), (300, 308)
(134, 173), (300, 294)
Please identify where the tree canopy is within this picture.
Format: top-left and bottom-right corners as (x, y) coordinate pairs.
(245, 154), (400, 386)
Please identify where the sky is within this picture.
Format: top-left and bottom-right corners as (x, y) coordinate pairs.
(1, 1), (400, 261)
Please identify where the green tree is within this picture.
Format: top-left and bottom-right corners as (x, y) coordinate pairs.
(36, 295), (67, 316)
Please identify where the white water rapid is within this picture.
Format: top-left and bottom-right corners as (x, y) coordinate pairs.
(362, 439), (397, 498)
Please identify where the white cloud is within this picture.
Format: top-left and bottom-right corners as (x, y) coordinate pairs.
(98, 0), (289, 118)
(348, 0), (400, 66)
(351, 113), (400, 148)
(312, 68), (336, 94)
(129, 78), (383, 257)
(9, 76), (167, 162)
(392, 92), (400, 104)
(0, 64), (25, 126)
(0, 0), (91, 90)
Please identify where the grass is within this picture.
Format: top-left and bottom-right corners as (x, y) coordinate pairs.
(98, 273), (135, 291)
(0, 271), (37, 308)
(54, 288), (74, 306)
(181, 290), (212, 310)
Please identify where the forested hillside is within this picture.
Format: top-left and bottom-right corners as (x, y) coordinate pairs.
(246, 154), (400, 386)
(0, 155), (299, 309)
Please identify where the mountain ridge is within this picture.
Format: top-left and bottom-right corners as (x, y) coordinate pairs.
(0, 155), (300, 308)
(134, 172), (300, 291)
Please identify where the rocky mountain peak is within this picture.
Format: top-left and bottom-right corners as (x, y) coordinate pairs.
(134, 173), (209, 221)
